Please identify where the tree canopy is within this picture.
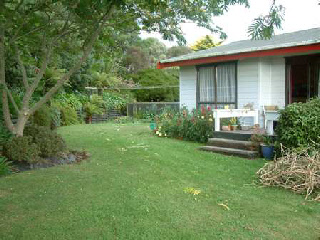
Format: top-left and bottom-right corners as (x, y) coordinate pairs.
(190, 35), (221, 51)
(0, 0), (285, 136)
(166, 46), (192, 58)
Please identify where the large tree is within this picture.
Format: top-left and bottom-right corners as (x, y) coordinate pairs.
(124, 37), (167, 73)
(0, 0), (283, 136)
(166, 46), (192, 59)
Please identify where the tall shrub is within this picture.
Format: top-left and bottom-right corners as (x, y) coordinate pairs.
(275, 98), (320, 149)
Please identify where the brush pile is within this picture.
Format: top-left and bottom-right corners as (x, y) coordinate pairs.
(257, 148), (320, 201)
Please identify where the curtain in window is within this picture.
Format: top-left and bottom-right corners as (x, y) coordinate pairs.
(198, 63), (236, 106)
(199, 66), (215, 102)
(216, 64), (236, 103)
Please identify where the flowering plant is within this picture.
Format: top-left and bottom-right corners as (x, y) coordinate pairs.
(153, 106), (214, 143)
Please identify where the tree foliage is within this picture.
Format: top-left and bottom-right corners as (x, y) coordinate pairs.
(131, 69), (179, 102)
(190, 35), (221, 51)
(166, 46), (192, 58)
(248, 2), (285, 39)
(124, 37), (167, 73)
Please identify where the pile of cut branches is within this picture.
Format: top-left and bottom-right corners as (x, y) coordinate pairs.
(257, 148), (320, 201)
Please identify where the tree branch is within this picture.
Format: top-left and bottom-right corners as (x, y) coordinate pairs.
(14, 44), (29, 89)
(21, 42), (52, 110)
(30, 4), (116, 115)
(2, 82), (19, 114)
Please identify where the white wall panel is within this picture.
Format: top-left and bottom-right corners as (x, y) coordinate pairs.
(179, 66), (197, 110)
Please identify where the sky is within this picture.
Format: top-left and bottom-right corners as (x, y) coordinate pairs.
(140, 0), (320, 47)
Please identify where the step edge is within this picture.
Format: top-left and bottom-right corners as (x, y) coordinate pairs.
(208, 138), (253, 144)
(200, 146), (258, 154)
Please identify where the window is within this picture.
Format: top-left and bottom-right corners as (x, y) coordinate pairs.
(197, 62), (237, 109)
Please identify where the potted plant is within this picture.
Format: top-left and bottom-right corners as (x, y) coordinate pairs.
(221, 118), (230, 131)
(260, 136), (275, 160)
(229, 117), (238, 131)
(83, 102), (103, 124)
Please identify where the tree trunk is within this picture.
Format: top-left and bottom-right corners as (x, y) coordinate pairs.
(14, 113), (29, 137)
(0, 17), (15, 133)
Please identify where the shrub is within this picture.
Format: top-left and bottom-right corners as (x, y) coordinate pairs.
(275, 98), (320, 149)
(0, 121), (12, 147)
(53, 93), (84, 110)
(50, 104), (61, 129)
(0, 157), (12, 176)
(51, 93), (85, 126)
(60, 106), (79, 126)
(32, 105), (52, 127)
(3, 136), (41, 163)
(155, 106), (214, 143)
(257, 147), (320, 201)
(102, 92), (129, 112)
(24, 125), (66, 158)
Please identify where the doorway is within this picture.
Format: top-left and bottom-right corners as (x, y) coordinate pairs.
(286, 54), (320, 104)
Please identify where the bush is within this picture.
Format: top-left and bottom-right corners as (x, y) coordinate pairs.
(32, 105), (52, 127)
(24, 125), (66, 158)
(0, 157), (12, 176)
(3, 136), (41, 163)
(53, 93), (84, 110)
(60, 106), (79, 126)
(154, 106), (214, 143)
(275, 98), (320, 149)
(102, 92), (129, 112)
(50, 104), (61, 129)
(257, 147), (320, 201)
(0, 121), (12, 147)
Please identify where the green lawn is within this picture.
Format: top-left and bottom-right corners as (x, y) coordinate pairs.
(0, 123), (319, 239)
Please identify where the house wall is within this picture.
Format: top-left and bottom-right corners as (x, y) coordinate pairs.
(238, 56), (286, 126)
(257, 56), (286, 109)
(270, 57), (286, 108)
(237, 58), (260, 109)
(178, 56), (286, 127)
(179, 65), (197, 110)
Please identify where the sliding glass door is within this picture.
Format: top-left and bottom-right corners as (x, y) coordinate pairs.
(286, 54), (320, 104)
(197, 62), (237, 109)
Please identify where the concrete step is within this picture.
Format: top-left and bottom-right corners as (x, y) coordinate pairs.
(207, 138), (255, 151)
(199, 146), (259, 159)
(214, 131), (253, 141)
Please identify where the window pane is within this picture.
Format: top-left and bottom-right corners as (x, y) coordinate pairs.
(216, 64), (236, 102)
(199, 67), (215, 102)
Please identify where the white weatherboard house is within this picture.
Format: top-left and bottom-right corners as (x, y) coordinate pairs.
(158, 28), (320, 134)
